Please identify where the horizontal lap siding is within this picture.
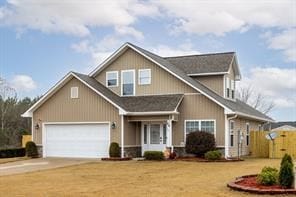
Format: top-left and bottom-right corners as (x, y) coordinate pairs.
(95, 48), (196, 96)
(33, 78), (121, 145)
(193, 75), (224, 96)
(173, 94), (225, 147)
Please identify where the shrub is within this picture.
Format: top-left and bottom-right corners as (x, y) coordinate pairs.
(185, 131), (216, 157)
(205, 150), (222, 160)
(144, 151), (164, 160)
(257, 166), (278, 186)
(279, 154), (294, 188)
(25, 141), (38, 158)
(109, 142), (120, 157)
(169, 151), (177, 159)
(0, 148), (26, 158)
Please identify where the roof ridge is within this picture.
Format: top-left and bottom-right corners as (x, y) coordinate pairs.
(163, 51), (235, 59)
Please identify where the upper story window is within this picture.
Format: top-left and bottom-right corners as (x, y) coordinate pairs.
(70, 87), (79, 99)
(185, 120), (215, 135)
(231, 80), (235, 99)
(226, 77), (230, 98)
(121, 70), (135, 96)
(106, 71), (118, 87)
(138, 69), (151, 85)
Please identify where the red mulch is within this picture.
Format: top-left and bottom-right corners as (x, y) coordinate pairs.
(101, 157), (132, 161)
(237, 176), (283, 189)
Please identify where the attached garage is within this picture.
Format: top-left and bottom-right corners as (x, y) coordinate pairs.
(43, 123), (110, 158)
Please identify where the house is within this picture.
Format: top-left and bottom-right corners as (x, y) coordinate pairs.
(22, 42), (274, 158)
(263, 122), (296, 131)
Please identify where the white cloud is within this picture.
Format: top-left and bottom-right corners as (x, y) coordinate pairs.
(238, 67), (296, 108)
(10, 74), (37, 92)
(267, 29), (296, 62)
(0, 0), (159, 37)
(154, 0), (295, 36)
(151, 44), (200, 57)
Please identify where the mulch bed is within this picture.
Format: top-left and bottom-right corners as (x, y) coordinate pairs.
(227, 174), (296, 194)
(175, 157), (243, 162)
(101, 157), (132, 161)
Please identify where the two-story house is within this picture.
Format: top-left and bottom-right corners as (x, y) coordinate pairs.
(22, 42), (273, 158)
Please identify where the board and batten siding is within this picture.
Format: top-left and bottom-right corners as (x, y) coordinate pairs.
(193, 75), (224, 96)
(173, 94), (225, 147)
(228, 118), (262, 157)
(95, 48), (197, 96)
(33, 78), (121, 145)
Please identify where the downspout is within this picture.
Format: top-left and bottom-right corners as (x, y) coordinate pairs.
(121, 115), (124, 158)
(225, 114), (238, 159)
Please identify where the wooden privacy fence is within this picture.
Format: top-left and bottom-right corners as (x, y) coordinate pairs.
(250, 130), (296, 159)
(22, 135), (32, 148)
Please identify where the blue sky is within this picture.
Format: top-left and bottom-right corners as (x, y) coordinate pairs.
(0, 0), (295, 121)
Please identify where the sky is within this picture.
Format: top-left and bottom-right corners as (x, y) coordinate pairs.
(0, 0), (295, 121)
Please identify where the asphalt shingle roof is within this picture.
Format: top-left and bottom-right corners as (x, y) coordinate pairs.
(74, 72), (183, 113)
(164, 52), (235, 74)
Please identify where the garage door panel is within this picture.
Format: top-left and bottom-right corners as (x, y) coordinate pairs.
(44, 123), (110, 158)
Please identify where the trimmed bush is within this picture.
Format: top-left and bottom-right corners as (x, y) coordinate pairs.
(169, 151), (177, 160)
(205, 150), (222, 160)
(144, 151), (164, 160)
(185, 131), (216, 157)
(109, 142), (120, 157)
(279, 154), (294, 188)
(25, 141), (38, 158)
(257, 166), (278, 186)
(0, 148), (26, 158)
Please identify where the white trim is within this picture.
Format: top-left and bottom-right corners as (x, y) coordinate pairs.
(229, 112), (274, 122)
(22, 72), (127, 117)
(31, 114), (34, 142)
(121, 115), (124, 158)
(187, 72), (228, 76)
(89, 43), (233, 112)
(126, 111), (179, 116)
(121, 69), (136, 96)
(106, 71), (118, 87)
(138, 69), (151, 85)
(184, 119), (216, 143)
(124, 145), (141, 148)
(42, 121), (111, 158)
(70, 87), (79, 99)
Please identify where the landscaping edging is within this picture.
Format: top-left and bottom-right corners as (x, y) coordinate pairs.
(101, 157), (132, 161)
(227, 174), (296, 194)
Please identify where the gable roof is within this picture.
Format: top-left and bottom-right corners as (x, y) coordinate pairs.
(263, 122), (296, 130)
(89, 42), (273, 122)
(22, 72), (184, 117)
(164, 52), (234, 75)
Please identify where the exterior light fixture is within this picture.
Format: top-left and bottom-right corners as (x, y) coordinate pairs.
(35, 123), (40, 130)
(111, 122), (116, 129)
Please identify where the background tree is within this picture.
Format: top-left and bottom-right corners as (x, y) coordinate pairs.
(237, 85), (275, 115)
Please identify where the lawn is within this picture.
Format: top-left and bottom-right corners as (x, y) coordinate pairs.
(0, 157), (29, 164)
(0, 158), (284, 197)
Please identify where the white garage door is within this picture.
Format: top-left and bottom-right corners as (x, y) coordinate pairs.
(44, 123), (110, 158)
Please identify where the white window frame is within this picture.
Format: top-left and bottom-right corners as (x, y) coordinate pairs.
(106, 71), (118, 87)
(138, 69), (151, 85)
(121, 69), (136, 96)
(230, 120), (234, 147)
(70, 87), (79, 99)
(184, 119), (216, 143)
(246, 122), (250, 146)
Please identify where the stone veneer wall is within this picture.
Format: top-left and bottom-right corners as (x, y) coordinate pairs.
(123, 146), (141, 158)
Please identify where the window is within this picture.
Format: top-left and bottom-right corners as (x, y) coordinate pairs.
(163, 124), (167, 144)
(226, 77), (230, 98)
(230, 120), (234, 147)
(185, 120), (215, 135)
(231, 80), (235, 99)
(138, 69), (151, 85)
(143, 125), (147, 144)
(70, 87), (79, 98)
(246, 123), (250, 146)
(106, 71), (118, 87)
(121, 70), (135, 96)
(258, 124), (262, 131)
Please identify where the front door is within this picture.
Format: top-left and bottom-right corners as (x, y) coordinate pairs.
(141, 122), (167, 155)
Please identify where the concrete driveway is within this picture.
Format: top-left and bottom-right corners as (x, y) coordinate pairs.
(0, 158), (98, 176)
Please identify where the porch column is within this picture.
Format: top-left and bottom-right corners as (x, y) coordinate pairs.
(167, 119), (173, 151)
(121, 115), (124, 158)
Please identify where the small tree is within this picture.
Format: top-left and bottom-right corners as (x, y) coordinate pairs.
(109, 142), (120, 157)
(279, 154), (294, 188)
(25, 141), (38, 158)
(185, 131), (216, 157)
